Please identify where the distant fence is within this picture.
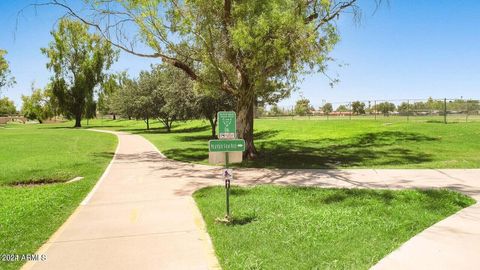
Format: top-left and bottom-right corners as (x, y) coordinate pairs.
(259, 98), (480, 123)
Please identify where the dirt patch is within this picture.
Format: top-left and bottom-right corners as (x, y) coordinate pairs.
(8, 179), (67, 187)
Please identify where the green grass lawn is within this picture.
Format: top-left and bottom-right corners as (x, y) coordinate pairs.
(194, 185), (475, 270)
(0, 123), (116, 270)
(80, 117), (480, 169)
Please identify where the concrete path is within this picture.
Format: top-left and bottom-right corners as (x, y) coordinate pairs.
(24, 131), (480, 270)
(24, 131), (221, 270)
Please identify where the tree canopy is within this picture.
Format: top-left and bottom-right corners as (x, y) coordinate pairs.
(336, 104), (348, 112)
(0, 49), (15, 94)
(21, 84), (58, 123)
(113, 64), (197, 131)
(41, 19), (118, 127)
(295, 98), (312, 116)
(351, 101), (366, 115)
(44, 0), (361, 158)
(0, 97), (16, 116)
(98, 72), (128, 119)
(322, 103), (333, 115)
(374, 102), (396, 115)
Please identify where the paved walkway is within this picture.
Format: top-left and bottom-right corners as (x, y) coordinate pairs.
(24, 131), (480, 270)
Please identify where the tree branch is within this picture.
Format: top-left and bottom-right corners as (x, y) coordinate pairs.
(29, 0), (199, 81)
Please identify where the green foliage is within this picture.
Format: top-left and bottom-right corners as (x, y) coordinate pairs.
(0, 97), (16, 116)
(352, 101), (366, 115)
(400, 98), (480, 114)
(194, 185), (474, 270)
(322, 102), (333, 114)
(255, 104), (266, 118)
(21, 85), (57, 123)
(65, 0), (358, 155)
(294, 98), (311, 116)
(41, 19), (118, 127)
(155, 65), (197, 132)
(268, 104), (282, 116)
(98, 72), (128, 118)
(397, 102), (410, 114)
(115, 72), (159, 129)
(93, 0), (344, 99)
(0, 49), (15, 93)
(374, 102), (396, 115)
(113, 64), (197, 131)
(196, 90), (236, 137)
(336, 104), (348, 112)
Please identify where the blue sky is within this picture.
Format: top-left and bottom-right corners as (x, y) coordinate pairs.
(1, 0), (479, 109)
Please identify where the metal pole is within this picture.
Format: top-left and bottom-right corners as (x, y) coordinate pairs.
(444, 98), (447, 124)
(407, 99), (410, 122)
(466, 99), (469, 123)
(225, 152), (230, 218)
(349, 103), (352, 120)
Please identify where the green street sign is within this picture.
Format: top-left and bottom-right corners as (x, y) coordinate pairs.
(209, 139), (245, 152)
(218, 111), (236, 139)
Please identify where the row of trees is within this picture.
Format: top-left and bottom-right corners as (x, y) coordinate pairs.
(265, 98), (480, 117)
(98, 64), (235, 137)
(37, 0), (361, 159)
(16, 18), (235, 137)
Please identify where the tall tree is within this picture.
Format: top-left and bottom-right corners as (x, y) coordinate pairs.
(295, 98), (311, 116)
(351, 101), (366, 115)
(0, 49), (15, 94)
(126, 71), (161, 130)
(43, 0), (362, 159)
(0, 97), (16, 116)
(155, 65), (197, 132)
(322, 103), (333, 115)
(336, 104), (348, 112)
(196, 91), (236, 138)
(21, 85), (55, 123)
(269, 104), (283, 116)
(41, 19), (117, 127)
(374, 102), (396, 116)
(98, 72), (128, 119)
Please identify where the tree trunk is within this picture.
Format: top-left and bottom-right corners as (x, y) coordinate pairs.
(209, 116), (217, 138)
(112, 114), (116, 120)
(74, 114), (82, 128)
(145, 117), (150, 130)
(236, 91), (257, 159)
(166, 121), (171, 132)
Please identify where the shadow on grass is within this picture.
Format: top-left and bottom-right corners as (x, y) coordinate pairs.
(116, 124), (211, 135)
(162, 131), (438, 168)
(163, 148), (208, 162)
(227, 215), (257, 226)
(244, 131), (438, 169)
(90, 151), (116, 159)
(320, 189), (396, 204)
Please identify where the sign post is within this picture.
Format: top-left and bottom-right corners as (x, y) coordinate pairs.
(225, 152), (230, 216)
(208, 111), (245, 219)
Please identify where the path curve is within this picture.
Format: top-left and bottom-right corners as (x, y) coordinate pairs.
(24, 131), (480, 270)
